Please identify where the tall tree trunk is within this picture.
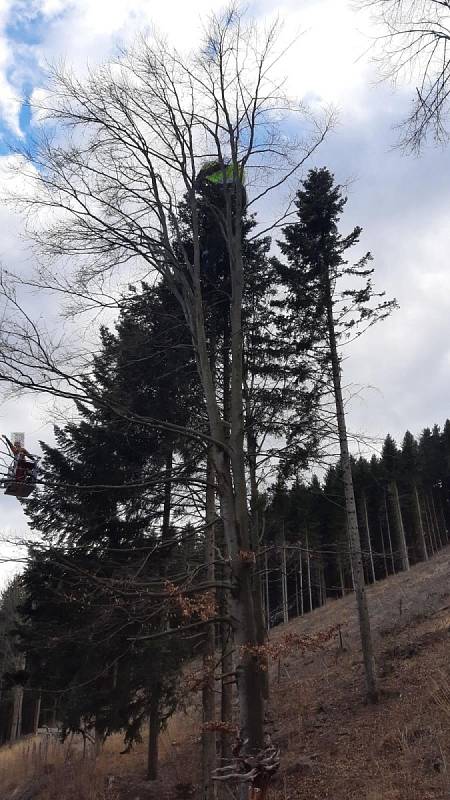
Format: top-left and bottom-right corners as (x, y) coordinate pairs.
(383, 492), (396, 573)
(202, 450), (217, 800)
(320, 561), (327, 605)
(387, 481), (410, 571)
(430, 491), (443, 548)
(412, 483), (428, 561)
(220, 325), (234, 763)
(281, 543), (288, 625)
(148, 445), (174, 780)
(424, 493), (438, 553)
(436, 491), (449, 544)
(246, 424), (269, 698)
(9, 655), (25, 742)
(50, 696), (58, 727)
(147, 691), (160, 781)
(264, 547), (270, 631)
(361, 492), (376, 583)
(33, 695), (42, 734)
(348, 542), (355, 591)
(305, 531), (313, 612)
(422, 492), (435, 555)
(10, 686), (24, 742)
(219, 540), (234, 764)
(325, 275), (378, 703)
(299, 547), (304, 613)
(214, 474), (264, 792)
(162, 449), (173, 548)
(379, 517), (389, 578)
(220, 618), (234, 763)
(189, 211), (265, 753)
(228, 226), (265, 752)
(337, 554), (345, 597)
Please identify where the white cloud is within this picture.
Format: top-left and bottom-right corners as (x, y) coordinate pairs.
(0, 0), (227, 137)
(0, 1), (22, 136)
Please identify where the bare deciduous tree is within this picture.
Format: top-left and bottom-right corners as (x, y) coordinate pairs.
(1, 5), (331, 774)
(361, 0), (450, 149)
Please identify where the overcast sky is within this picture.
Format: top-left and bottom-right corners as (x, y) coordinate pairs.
(0, 0), (449, 586)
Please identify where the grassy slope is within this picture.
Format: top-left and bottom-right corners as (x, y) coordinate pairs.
(2, 547), (449, 800)
(266, 545), (450, 799)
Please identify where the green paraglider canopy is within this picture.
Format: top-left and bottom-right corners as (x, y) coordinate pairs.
(203, 162), (244, 185)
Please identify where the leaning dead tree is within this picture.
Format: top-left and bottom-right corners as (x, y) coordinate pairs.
(1, 5), (331, 786)
(361, 0), (450, 149)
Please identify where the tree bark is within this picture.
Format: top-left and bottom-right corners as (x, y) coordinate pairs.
(387, 481), (410, 571)
(422, 492), (436, 555)
(201, 450), (217, 800)
(379, 517), (389, 579)
(426, 492), (439, 551)
(430, 490), (443, 548)
(322, 563), (327, 604)
(337, 554), (345, 597)
(436, 491), (449, 544)
(264, 547), (270, 631)
(220, 324), (234, 764)
(186, 166), (265, 753)
(412, 483), (428, 561)
(10, 684), (24, 742)
(33, 695), (42, 734)
(162, 448), (173, 548)
(148, 445), (174, 780)
(361, 492), (376, 583)
(147, 692), (160, 781)
(384, 492), (396, 573)
(299, 547), (304, 613)
(348, 543), (355, 591)
(227, 204), (265, 751)
(246, 423), (269, 699)
(9, 654), (25, 742)
(319, 561), (327, 605)
(220, 617), (234, 763)
(305, 532), (313, 612)
(325, 273), (378, 703)
(281, 543), (288, 625)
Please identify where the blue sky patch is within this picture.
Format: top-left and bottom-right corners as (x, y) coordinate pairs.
(0, 2), (67, 154)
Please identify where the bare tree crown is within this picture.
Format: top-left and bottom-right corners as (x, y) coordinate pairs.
(361, 0), (450, 149)
(12, 10), (328, 297)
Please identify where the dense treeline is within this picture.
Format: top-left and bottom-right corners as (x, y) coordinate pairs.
(263, 422), (450, 626)
(2, 418), (448, 750)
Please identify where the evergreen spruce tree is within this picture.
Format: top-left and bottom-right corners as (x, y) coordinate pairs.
(20, 279), (203, 771)
(277, 167), (396, 702)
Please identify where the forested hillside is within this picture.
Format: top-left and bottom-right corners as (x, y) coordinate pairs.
(0, 5), (449, 800)
(2, 547), (450, 800)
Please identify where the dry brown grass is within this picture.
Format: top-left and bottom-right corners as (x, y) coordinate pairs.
(0, 711), (201, 800)
(0, 734), (68, 794)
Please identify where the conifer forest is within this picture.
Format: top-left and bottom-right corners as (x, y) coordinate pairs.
(0, 3), (449, 800)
